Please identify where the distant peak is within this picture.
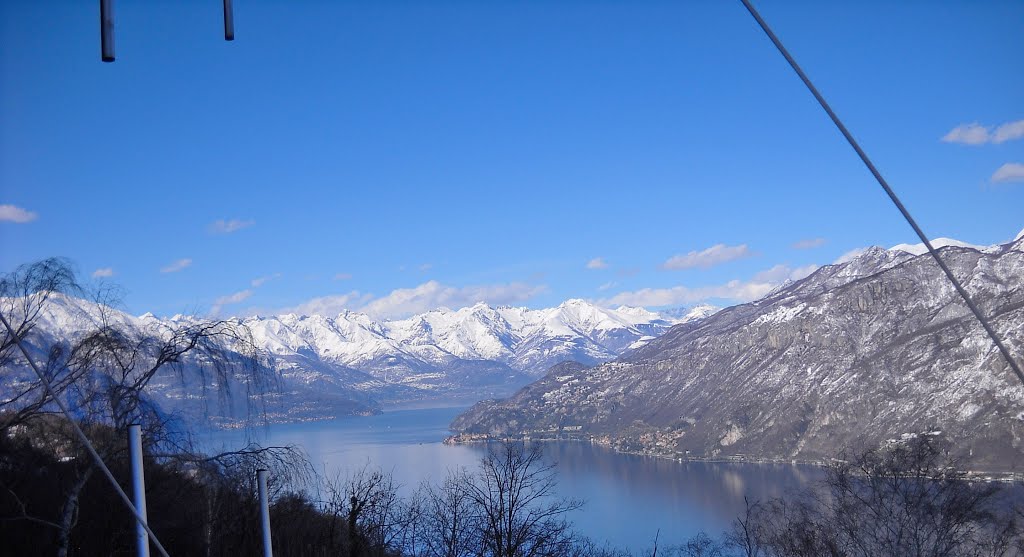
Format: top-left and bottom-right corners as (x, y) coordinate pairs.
(888, 238), (983, 256)
(661, 304), (720, 322)
(336, 309), (379, 325)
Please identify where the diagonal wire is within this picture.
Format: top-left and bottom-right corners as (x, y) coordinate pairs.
(0, 311), (173, 557)
(738, 0), (1024, 388)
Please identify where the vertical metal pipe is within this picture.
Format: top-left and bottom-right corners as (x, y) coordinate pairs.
(100, 0), (115, 62)
(129, 425), (150, 557)
(223, 0), (235, 41)
(257, 469), (273, 557)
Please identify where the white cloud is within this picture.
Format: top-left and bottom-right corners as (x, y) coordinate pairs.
(284, 280), (547, 319)
(662, 244), (753, 270)
(211, 289), (254, 316)
(586, 257), (609, 270)
(0, 204), (38, 223)
(790, 264), (819, 280)
(92, 267), (115, 278)
(751, 263), (819, 283)
(334, 273), (353, 281)
(282, 292), (372, 317)
(942, 123), (990, 145)
(600, 280), (775, 307)
(792, 238), (826, 250)
(213, 274), (280, 314)
(251, 273), (281, 287)
(597, 281), (618, 291)
(993, 120), (1024, 144)
(418, 263), (433, 272)
(359, 280), (546, 319)
(599, 263), (815, 308)
(209, 218), (255, 234)
(215, 289), (253, 306)
(160, 258), (192, 273)
(991, 162), (1024, 184)
(942, 119), (1024, 145)
(834, 248), (868, 264)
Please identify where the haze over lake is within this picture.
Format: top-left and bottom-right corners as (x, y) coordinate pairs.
(206, 407), (821, 550)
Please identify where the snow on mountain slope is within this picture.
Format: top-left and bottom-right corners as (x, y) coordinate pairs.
(2, 293), (384, 424)
(453, 232), (1024, 472)
(661, 304), (721, 322)
(889, 238), (985, 256)
(238, 299), (687, 380)
(7, 293), (695, 423)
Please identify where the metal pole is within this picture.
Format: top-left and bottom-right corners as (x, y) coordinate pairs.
(128, 425), (151, 557)
(100, 0), (115, 62)
(0, 312), (171, 557)
(257, 469), (273, 557)
(223, 0), (235, 41)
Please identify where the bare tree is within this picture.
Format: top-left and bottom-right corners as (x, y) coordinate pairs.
(420, 468), (481, 557)
(0, 259), (280, 556)
(674, 532), (725, 557)
(822, 435), (1018, 557)
(715, 435), (1024, 557)
(0, 258), (79, 358)
(191, 441), (312, 557)
(0, 258), (81, 432)
(321, 463), (421, 557)
(465, 440), (583, 557)
(725, 498), (767, 557)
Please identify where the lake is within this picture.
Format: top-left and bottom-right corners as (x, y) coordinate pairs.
(204, 406), (821, 551)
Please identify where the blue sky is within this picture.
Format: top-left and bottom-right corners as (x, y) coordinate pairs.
(1, 0), (1022, 319)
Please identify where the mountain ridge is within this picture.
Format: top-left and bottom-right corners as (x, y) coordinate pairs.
(451, 234), (1024, 472)
(3, 294), (705, 424)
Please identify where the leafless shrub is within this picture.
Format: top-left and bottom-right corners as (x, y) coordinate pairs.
(719, 435), (1024, 557)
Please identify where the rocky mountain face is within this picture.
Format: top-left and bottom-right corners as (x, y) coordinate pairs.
(3, 296), (695, 424)
(452, 236), (1024, 472)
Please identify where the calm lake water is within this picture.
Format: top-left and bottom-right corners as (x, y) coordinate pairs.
(204, 406), (821, 551)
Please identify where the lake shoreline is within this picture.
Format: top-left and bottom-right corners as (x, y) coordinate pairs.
(443, 432), (1024, 483)
(199, 405), (857, 549)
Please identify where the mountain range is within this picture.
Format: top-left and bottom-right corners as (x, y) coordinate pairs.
(6, 293), (712, 424)
(451, 232), (1024, 472)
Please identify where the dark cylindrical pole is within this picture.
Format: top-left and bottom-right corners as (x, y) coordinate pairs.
(223, 0), (235, 41)
(128, 425), (150, 557)
(257, 469), (273, 557)
(100, 0), (115, 62)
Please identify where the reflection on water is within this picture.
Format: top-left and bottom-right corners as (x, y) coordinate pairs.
(541, 442), (819, 546)
(202, 407), (821, 550)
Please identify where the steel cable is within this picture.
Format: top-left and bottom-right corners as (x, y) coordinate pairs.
(739, 0), (1024, 388)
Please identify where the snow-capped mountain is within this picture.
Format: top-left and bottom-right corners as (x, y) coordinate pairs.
(4, 295), (700, 422)
(888, 237), (985, 256)
(6, 293), (386, 423)
(660, 304), (721, 323)
(234, 298), (689, 382)
(453, 231), (1024, 472)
